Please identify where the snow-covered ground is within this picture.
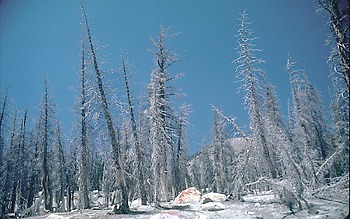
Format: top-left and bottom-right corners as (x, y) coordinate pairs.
(26, 193), (348, 219)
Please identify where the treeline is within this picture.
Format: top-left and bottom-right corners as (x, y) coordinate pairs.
(0, 6), (189, 217)
(0, 1), (349, 217)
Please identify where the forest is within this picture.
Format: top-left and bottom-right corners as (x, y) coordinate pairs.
(0, 1), (349, 218)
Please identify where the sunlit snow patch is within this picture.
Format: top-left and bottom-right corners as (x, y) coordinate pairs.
(150, 212), (180, 219)
(46, 214), (69, 219)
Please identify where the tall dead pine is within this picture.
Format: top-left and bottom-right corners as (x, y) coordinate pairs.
(234, 11), (278, 179)
(81, 5), (130, 213)
(120, 57), (147, 205)
(42, 80), (53, 211)
(79, 40), (90, 209)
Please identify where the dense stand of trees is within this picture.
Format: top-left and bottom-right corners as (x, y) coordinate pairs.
(188, 10), (349, 211)
(0, 3), (349, 217)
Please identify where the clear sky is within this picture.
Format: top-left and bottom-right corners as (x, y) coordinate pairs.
(0, 0), (332, 154)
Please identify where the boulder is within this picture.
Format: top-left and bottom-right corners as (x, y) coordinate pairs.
(201, 192), (227, 203)
(200, 202), (225, 211)
(173, 187), (201, 204)
(202, 197), (213, 204)
(130, 198), (142, 209)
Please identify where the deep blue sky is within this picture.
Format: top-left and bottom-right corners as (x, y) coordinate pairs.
(0, 1), (332, 154)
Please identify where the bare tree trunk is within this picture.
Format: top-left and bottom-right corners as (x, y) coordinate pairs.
(81, 5), (129, 213)
(56, 124), (68, 211)
(159, 72), (169, 202)
(9, 111), (18, 213)
(318, 0), (350, 93)
(0, 90), (8, 167)
(12, 111), (27, 216)
(18, 110), (27, 210)
(27, 118), (41, 209)
(330, 0), (349, 93)
(249, 75), (278, 179)
(79, 39), (90, 210)
(121, 58), (147, 205)
(27, 161), (38, 209)
(1, 162), (11, 217)
(237, 13), (278, 179)
(43, 80), (53, 212)
(153, 27), (172, 202)
(0, 91), (8, 217)
(173, 118), (183, 195)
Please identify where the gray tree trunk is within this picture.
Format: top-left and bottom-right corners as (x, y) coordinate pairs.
(121, 58), (147, 205)
(80, 40), (90, 210)
(42, 80), (53, 211)
(81, 5), (129, 213)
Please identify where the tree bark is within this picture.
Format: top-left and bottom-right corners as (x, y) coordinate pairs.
(81, 5), (129, 213)
(43, 80), (53, 212)
(80, 39), (90, 210)
(0, 90), (8, 167)
(121, 58), (147, 205)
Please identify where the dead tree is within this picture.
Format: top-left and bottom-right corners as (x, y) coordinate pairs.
(81, 5), (130, 213)
(120, 57), (147, 205)
(79, 39), (90, 209)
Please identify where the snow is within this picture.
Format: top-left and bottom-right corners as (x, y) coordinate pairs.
(24, 187), (349, 219)
(137, 205), (156, 211)
(25, 194), (349, 219)
(46, 214), (69, 219)
(150, 213), (180, 219)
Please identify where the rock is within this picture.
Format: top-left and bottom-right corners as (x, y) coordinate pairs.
(130, 198), (142, 209)
(307, 207), (319, 215)
(201, 192), (227, 203)
(254, 203), (261, 207)
(90, 190), (105, 208)
(173, 187), (202, 204)
(200, 202), (225, 211)
(7, 213), (16, 218)
(107, 211), (115, 215)
(202, 197), (213, 204)
(226, 193), (235, 201)
(246, 211), (255, 215)
(92, 206), (101, 210)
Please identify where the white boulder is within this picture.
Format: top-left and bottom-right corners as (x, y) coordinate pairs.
(201, 192), (227, 203)
(173, 187), (202, 204)
(130, 198), (142, 209)
(200, 202), (226, 211)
